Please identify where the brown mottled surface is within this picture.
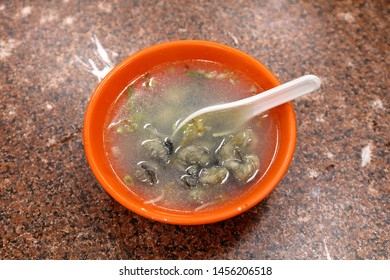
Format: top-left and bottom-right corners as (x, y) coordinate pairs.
(0, 0), (388, 260)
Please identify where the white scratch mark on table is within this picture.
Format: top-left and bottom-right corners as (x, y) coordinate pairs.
(75, 35), (114, 81)
(92, 34), (114, 68)
(361, 144), (372, 167)
(316, 113), (325, 122)
(98, 2), (112, 13)
(63, 16), (75, 25)
(46, 103), (54, 110)
(308, 169), (319, 179)
(0, 39), (20, 60)
(372, 99), (384, 110)
(323, 239), (332, 260)
(338, 12), (355, 23)
(326, 151), (334, 159)
(309, 186), (321, 204)
(47, 137), (57, 147)
(227, 32), (239, 46)
(21, 6), (32, 17)
(40, 10), (58, 24)
(88, 58), (112, 81)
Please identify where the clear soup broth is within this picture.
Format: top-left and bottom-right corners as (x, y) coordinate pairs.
(104, 60), (278, 212)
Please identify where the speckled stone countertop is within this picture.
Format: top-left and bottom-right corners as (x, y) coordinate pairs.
(1, 0), (388, 260)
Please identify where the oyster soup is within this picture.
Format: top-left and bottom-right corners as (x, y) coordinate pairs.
(104, 60), (278, 212)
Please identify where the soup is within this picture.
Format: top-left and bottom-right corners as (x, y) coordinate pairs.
(104, 60), (277, 212)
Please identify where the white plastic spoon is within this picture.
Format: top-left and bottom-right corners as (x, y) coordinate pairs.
(171, 74), (321, 139)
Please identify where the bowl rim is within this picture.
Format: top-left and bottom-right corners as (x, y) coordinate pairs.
(83, 40), (296, 225)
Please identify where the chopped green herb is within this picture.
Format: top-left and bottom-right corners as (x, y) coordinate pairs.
(132, 112), (144, 123)
(248, 84), (258, 94)
(116, 126), (125, 134)
(187, 71), (205, 78)
(205, 71), (217, 79)
(127, 85), (134, 98)
(115, 119), (140, 134)
(129, 122), (139, 131)
(189, 188), (206, 202)
(187, 70), (218, 79)
(144, 77), (157, 89)
(215, 72), (232, 80)
(123, 175), (134, 185)
(181, 117), (205, 144)
(125, 83), (144, 130)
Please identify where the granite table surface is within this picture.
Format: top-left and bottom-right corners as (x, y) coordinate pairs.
(1, 0), (388, 260)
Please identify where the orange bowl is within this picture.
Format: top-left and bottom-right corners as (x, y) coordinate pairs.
(83, 40), (296, 225)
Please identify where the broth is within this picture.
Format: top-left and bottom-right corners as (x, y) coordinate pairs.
(104, 60), (278, 212)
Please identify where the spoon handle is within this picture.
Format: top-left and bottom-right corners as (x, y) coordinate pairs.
(249, 75), (321, 116)
(212, 75), (321, 114)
